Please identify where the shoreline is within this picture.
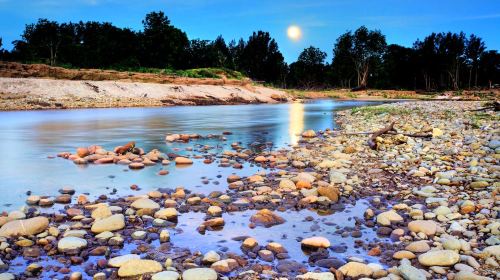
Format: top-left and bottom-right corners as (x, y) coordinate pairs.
(0, 101), (498, 279)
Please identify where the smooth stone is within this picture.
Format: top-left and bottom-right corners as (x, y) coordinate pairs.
(296, 272), (335, 280)
(117, 259), (163, 277)
(57, 237), (87, 252)
(408, 220), (437, 235)
(338, 262), (373, 277)
(418, 250), (460, 266)
(0, 216), (49, 237)
(377, 210), (403, 226)
(152, 271), (180, 280)
(182, 268), (218, 280)
(91, 214), (125, 233)
(108, 254), (141, 268)
(301, 236), (330, 248)
(203, 250), (221, 263)
(398, 258), (426, 280)
(454, 271), (493, 280)
(131, 198), (160, 210)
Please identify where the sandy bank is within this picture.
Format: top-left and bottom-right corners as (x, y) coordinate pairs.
(0, 77), (289, 110)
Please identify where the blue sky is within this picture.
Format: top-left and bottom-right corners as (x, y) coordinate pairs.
(1, 0), (499, 63)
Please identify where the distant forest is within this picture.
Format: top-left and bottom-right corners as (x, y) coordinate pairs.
(1, 11), (499, 90)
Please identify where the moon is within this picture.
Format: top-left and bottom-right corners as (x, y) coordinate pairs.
(287, 25), (302, 41)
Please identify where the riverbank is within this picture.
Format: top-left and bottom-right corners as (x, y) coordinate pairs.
(0, 77), (289, 110)
(0, 101), (498, 280)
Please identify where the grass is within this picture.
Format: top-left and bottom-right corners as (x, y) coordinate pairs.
(351, 105), (413, 119)
(120, 67), (246, 80)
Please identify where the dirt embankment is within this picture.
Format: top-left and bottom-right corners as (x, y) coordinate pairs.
(0, 62), (289, 110)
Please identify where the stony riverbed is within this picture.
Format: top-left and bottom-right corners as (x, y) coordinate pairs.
(0, 101), (498, 280)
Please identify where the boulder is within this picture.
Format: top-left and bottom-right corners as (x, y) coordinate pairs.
(131, 198), (160, 210)
(398, 258), (426, 280)
(317, 186), (340, 202)
(108, 254), (140, 268)
(0, 216), (49, 237)
(408, 220), (437, 235)
(376, 210), (403, 226)
(57, 237), (87, 253)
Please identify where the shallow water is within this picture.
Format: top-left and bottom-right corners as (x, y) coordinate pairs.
(0, 100), (384, 210)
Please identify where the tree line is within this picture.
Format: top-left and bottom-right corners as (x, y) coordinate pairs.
(0, 11), (499, 90)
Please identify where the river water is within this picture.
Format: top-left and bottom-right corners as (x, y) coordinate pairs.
(0, 100), (384, 210)
(1, 100), (394, 277)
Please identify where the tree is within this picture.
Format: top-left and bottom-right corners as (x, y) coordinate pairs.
(382, 44), (417, 89)
(465, 34), (486, 88)
(21, 19), (62, 65)
(332, 26), (386, 88)
(332, 32), (355, 88)
(436, 32), (466, 90)
(238, 31), (286, 84)
(479, 50), (500, 88)
(414, 33), (439, 91)
(141, 11), (189, 69)
(288, 46), (327, 88)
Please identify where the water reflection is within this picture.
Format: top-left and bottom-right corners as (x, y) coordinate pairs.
(288, 102), (304, 145)
(0, 100), (387, 210)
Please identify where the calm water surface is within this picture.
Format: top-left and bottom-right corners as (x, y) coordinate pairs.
(0, 100), (384, 210)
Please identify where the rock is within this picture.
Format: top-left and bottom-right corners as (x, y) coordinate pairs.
(159, 230), (170, 242)
(483, 245), (500, 257)
(338, 262), (373, 278)
(393, 250), (416, 259)
(152, 271), (180, 280)
(405, 241), (430, 253)
(117, 259), (163, 277)
(296, 272), (335, 280)
(211, 259), (238, 273)
(329, 170), (347, 184)
(203, 250), (221, 263)
(207, 206), (222, 216)
(174, 157), (193, 165)
(250, 209), (285, 227)
(242, 237), (258, 249)
(398, 258), (426, 280)
(129, 162), (145, 169)
(442, 237), (461, 250)
(108, 254), (141, 267)
(376, 210), (403, 226)
(131, 198), (160, 210)
(454, 271), (493, 280)
(470, 181), (489, 189)
(408, 220), (437, 235)
(432, 128), (443, 137)
(258, 249), (275, 262)
(154, 208), (178, 220)
(0, 273), (15, 280)
(418, 250), (460, 266)
(57, 237), (87, 253)
(317, 186), (340, 202)
(91, 214), (125, 233)
(301, 236), (330, 249)
(302, 130), (316, 137)
(76, 147), (89, 157)
(279, 179), (296, 191)
(0, 216), (49, 237)
(91, 205), (112, 220)
(182, 268), (218, 280)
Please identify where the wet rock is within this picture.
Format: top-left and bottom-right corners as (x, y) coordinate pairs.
(302, 130), (316, 138)
(131, 198), (160, 210)
(203, 250), (221, 263)
(405, 240), (431, 253)
(154, 208), (178, 220)
(91, 214), (125, 233)
(175, 157), (193, 165)
(58, 237), (87, 253)
(296, 272), (335, 280)
(108, 254), (141, 268)
(117, 259), (163, 277)
(376, 210), (403, 226)
(418, 250), (460, 266)
(393, 250), (416, 259)
(338, 262), (373, 278)
(211, 259), (238, 273)
(152, 271), (180, 280)
(317, 185), (340, 202)
(182, 268), (218, 280)
(0, 216), (49, 237)
(250, 209), (285, 227)
(301, 236), (330, 249)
